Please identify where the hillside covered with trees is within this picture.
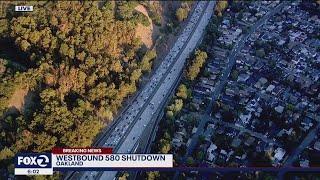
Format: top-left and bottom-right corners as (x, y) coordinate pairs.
(0, 1), (159, 172)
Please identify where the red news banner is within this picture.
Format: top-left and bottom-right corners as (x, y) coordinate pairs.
(52, 147), (173, 168)
(52, 147), (113, 154)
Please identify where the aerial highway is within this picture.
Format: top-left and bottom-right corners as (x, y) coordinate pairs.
(66, 1), (215, 180)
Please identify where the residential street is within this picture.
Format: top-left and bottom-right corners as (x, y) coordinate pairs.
(207, 117), (282, 147)
(180, 2), (287, 168)
(277, 121), (320, 178)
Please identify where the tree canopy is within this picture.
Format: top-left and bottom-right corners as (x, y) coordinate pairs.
(215, 1), (229, 16)
(0, 1), (156, 172)
(186, 50), (208, 81)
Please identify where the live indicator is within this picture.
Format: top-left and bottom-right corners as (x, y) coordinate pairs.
(15, 6), (33, 12)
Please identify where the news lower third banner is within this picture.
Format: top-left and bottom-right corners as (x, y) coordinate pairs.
(15, 148), (173, 175)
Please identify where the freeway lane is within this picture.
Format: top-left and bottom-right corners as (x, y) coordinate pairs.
(100, 1), (208, 151)
(66, 1), (215, 180)
(98, 1), (215, 180)
(113, 0), (215, 154)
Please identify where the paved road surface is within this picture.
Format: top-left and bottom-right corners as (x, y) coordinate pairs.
(186, 0), (287, 162)
(207, 116), (282, 146)
(284, 122), (320, 166)
(97, 2), (215, 180)
(173, 2), (287, 179)
(65, 1), (215, 180)
(277, 121), (320, 178)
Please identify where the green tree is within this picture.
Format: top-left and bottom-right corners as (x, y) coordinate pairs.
(0, 58), (7, 75)
(173, 99), (183, 113)
(59, 43), (70, 58)
(196, 151), (205, 161)
(0, 147), (14, 160)
(98, 106), (113, 120)
(231, 70), (239, 80)
(116, 1), (138, 20)
(33, 132), (58, 152)
(0, 19), (8, 37)
(118, 172), (129, 180)
(215, 1), (228, 16)
(287, 104), (295, 111)
(176, 7), (189, 22)
(167, 99), (184, 115)
(141, 50), (157, 72)
(146, 171), (160, 180)
(20, 40), (31, 51)
(130, 69), (142, 83)
(0, 1), (162, 171)
(176, 84), (188, 99)
(166, 110), (174, 119)
(186, 50), (208, 81)
(159, 139), (171, 153)
(186, 156), (194, 166)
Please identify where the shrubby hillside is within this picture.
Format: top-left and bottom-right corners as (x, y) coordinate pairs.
(0, 1), (157, 171)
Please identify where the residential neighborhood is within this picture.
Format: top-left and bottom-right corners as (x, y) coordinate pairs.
(151, 0), (319, 179)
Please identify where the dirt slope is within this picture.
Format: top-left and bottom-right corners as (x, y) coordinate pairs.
(135, 4), (153, 48)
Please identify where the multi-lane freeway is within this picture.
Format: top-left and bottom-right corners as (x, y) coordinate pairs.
(66, 1), (215, 180)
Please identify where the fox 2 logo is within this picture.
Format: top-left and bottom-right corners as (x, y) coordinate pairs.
(15, 153), (51, 168)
